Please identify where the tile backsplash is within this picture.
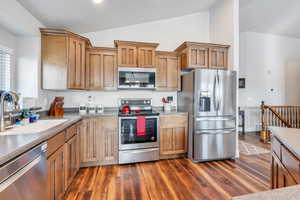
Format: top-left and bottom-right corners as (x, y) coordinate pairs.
(46, 90), (177, 108)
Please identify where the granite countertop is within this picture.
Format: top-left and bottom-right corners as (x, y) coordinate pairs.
(157, 110), (188, 115)
(232, 185), (300, 200)
(270, 127), (300, 159)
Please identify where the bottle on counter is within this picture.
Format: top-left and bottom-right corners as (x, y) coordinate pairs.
(87, 96), (96, 114)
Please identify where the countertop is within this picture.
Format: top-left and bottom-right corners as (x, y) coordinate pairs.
(233, 127), (300, 200)
(0, 109), (184, 166)
(0, 114), (81, 166)
(232, 185), (300, 200)
(270, 127), (300, 159)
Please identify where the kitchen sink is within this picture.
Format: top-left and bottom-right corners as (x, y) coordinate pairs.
(1, 119), (68, 135)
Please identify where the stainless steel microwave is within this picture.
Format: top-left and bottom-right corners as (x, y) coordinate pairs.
(118, 67), (156, 90)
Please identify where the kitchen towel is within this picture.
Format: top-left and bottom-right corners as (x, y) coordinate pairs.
(136, 116), (146, 136)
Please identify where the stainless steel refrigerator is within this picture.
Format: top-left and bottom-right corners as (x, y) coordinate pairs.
(178, 69), (237, 162)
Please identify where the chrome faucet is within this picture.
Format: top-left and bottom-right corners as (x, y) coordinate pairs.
(0, 91), (17, 132)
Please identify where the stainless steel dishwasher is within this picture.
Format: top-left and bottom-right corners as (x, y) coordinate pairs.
(0, 142), (47, 200)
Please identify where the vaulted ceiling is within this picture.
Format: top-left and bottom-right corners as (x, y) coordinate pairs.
(240, 0), (300, 38)
(17, 0), (217, 34)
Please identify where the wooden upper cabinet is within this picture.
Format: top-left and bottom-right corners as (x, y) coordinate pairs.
(115, 40), (159, 68)
(117, 45), (138, 67)
(209, 47), (228, 70)
(68, 37), (86, 89)
(156, 51), (180, 91)
(175, 42), (230, 70)
(40, 28), (91, 90)
(86, 47), (117, 90)
(137, 47), (156, 67)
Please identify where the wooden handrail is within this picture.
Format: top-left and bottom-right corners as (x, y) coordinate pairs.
(260, 101), (300, 143)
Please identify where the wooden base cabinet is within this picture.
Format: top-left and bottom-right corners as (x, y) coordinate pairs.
(156, 51), (180, 91)
(47, 121), (81, 200)
(80, 116), (118, 167)
(160, 114), (188, 158)
(271, 137), (299, 189)
(47, 146), (65, 200)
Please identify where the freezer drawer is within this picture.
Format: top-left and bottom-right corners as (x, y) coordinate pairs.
(193, 129), (236, 161)
(195, 116), (236, 130)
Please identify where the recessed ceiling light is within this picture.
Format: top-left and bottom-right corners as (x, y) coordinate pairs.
(93, 0), (103, 4)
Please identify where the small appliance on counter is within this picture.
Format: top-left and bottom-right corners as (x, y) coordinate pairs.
(162, 96), (173, 112)
(118, 98), (160, 164)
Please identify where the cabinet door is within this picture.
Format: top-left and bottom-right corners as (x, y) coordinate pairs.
(138, 47), (155, 68)
(64, 134), (79, 190)
(80, 119), (100, 165)
(86, 50), (117, 90)
(160, 128), (175, 155)
(173, 127), (187, 154)
(118, 46), (137, 67)
(209, 47), (228, 70)
(99, 116), (118, 165)
(68, 38), (86, 89)
(47, 146), (65, 200)
(156, 55), (180, 91)
(189, 47), (209, 68)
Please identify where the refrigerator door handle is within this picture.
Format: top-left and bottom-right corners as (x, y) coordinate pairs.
(213, 74), (217, 111)
(195, 128), (236, 135)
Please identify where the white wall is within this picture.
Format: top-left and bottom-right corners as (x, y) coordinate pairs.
(48, 11), (210, 108)
(0, 0), (44, 36)
(239, 31), (300, 132)
(0, 25), (16, 50)
(210, 0), (239, 70)
(83, 12), (210, 51)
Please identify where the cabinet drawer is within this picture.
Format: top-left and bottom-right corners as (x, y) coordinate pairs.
(281, 146), (300, 183)
(47, 131), (65, 157)
(160, 114), (188, 128)
(272, 137), (282, 160)
(65, 124), (77, 141)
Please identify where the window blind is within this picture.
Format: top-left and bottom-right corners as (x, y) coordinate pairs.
(0, 48), (12, 91)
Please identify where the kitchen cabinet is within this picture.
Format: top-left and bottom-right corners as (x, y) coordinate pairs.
(68, 37), (86, 89)
(80, 116), (118, 167)
(64, 125), (80, 190)
(41, 28), (91, 90)
(271, 136), (299, 189)
(47, 121), (82, 200)
(137, 47), (156, 67)
(160, 114), (188, 158)
(47, 146), (65, 200)
(209, 47), (228, 70)
(86, 47), (117, 90)
(115, 40), (159, 68)
(99, 116), (118, 165)
(175, 42), (230, 70)
(80, 118), (100, 166)
(156, 51), (180, 91)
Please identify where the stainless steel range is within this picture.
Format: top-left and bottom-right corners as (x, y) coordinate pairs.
(118, 98), (159, 164)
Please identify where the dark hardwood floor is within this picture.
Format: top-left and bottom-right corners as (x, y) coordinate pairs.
(65, 135), (271, 200)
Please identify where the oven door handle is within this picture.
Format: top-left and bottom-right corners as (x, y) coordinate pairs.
(119, 116), (159, 120)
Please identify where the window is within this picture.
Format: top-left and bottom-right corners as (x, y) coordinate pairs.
(0, 47), (12, 91)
